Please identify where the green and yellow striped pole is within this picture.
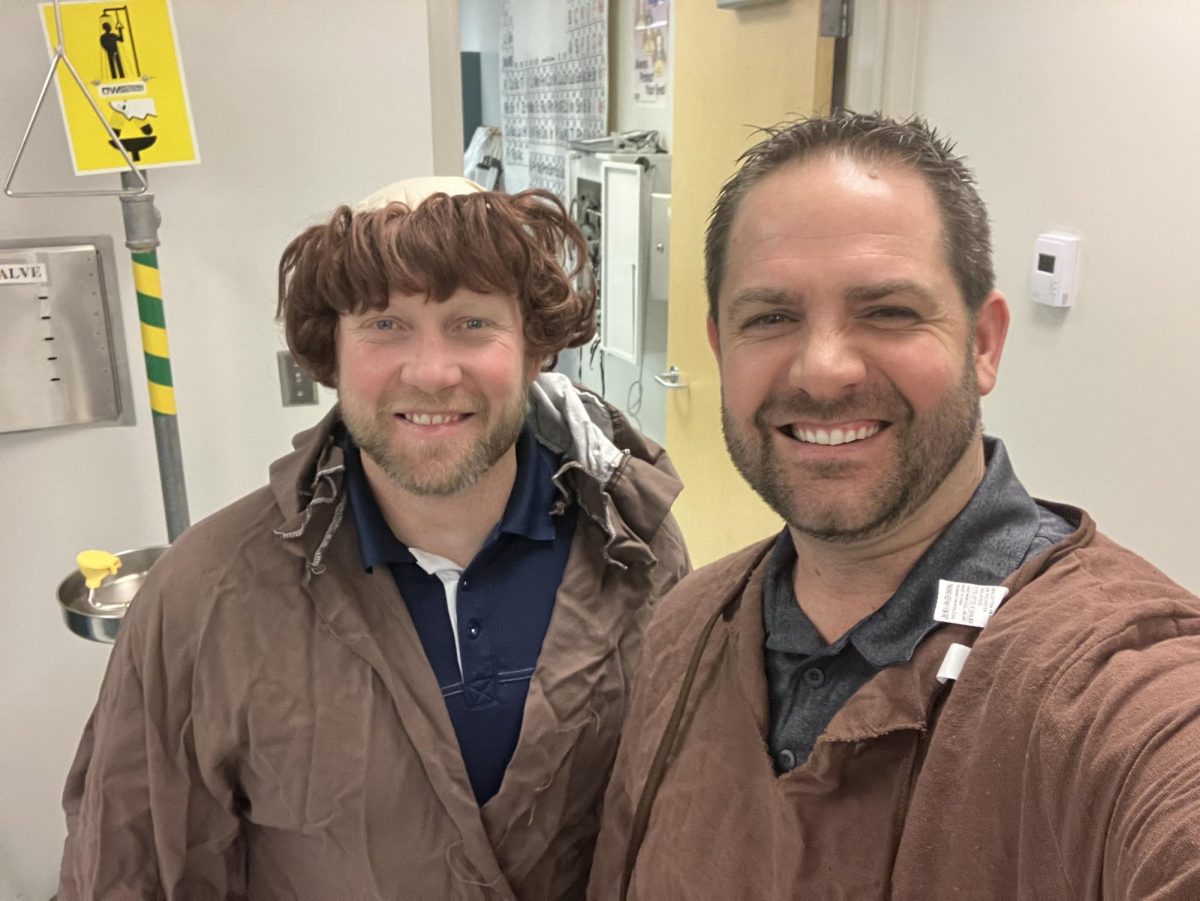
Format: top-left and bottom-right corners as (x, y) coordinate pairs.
(122, 170), (190, 541)
(133, 250), (176, 417)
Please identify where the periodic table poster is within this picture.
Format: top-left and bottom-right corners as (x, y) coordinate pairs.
(501, 0), (609, 197)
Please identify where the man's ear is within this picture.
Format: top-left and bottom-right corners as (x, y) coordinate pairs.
(707, 316), (722, 365)
(973, 291), (1009, 396)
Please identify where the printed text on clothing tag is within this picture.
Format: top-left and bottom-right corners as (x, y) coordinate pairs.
(934, 579), (1009, 628)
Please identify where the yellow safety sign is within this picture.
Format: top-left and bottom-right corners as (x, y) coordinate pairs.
(39, 0), (199, 174)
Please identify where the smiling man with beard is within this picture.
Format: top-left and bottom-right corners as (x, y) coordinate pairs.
(589, 113), (1200, 900)
(60, 177), (690, 900)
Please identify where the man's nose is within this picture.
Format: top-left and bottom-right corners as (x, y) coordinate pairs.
(788, 326), (867, 400)
(400, 332), (463, 395)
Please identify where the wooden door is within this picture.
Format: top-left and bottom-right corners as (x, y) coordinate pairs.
(665, 0), (835, 564)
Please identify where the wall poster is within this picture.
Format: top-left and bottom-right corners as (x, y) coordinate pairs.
(633, 0), (669, 106)
(501, 0), (609, 196)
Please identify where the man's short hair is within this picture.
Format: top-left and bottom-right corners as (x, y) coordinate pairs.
(705, 111), (994, 321)
(278, 189), (596, 386)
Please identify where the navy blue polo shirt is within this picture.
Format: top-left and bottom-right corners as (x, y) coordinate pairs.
(339, 424), (577, 805)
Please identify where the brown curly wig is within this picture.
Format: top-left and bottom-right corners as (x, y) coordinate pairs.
(277, 188), (597, 386)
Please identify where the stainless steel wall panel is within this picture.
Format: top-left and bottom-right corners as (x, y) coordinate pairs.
(0, 236), (135, 434)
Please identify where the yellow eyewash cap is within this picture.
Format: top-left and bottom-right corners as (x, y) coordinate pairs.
(77, 549), (122, 591)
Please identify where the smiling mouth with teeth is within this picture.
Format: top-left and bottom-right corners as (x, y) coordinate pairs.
(786, 423), (884, 446)
(400, 412), (468, 426)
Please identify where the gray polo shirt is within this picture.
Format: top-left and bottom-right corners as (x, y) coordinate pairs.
(764, 437), (1075, 773)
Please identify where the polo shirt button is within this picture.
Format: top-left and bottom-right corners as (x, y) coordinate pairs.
(803, 667), (825, 688)
(460, 579), (470, 591)
(777, 748), (797, 771)
(467, 620), (482, 639)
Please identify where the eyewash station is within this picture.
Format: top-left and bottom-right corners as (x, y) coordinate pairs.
(1, 1), (477, 892)
(1, 0), (199, 644)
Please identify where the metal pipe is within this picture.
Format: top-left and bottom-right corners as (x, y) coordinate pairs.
(3, 0), (146, 198)
(120, 170), (189, 541)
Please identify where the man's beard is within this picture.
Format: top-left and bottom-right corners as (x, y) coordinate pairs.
(341, 384), (529, 497)
(722, 357), (981, 544)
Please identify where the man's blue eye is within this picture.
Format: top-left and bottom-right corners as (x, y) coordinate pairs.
(464, 318), (486, 329)
(372, 319), (395, 330)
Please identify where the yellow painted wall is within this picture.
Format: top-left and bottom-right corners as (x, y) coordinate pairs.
(666, 0), (834, 565)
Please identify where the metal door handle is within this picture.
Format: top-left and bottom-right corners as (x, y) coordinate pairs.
(654, 366), (686, 389)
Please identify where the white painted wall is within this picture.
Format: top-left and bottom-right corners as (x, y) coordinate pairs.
(429, 0), (466, 172)
(0, 2), (442, 896)
(461, 0), (503, 50)
(850, 0), (1200, 592)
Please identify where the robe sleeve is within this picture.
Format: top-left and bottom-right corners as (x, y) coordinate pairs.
(59, 578), (244, 901)
(1036, 605), (1200, 899)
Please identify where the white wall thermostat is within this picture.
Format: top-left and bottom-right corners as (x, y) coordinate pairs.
(1031, 232), (1081, 308)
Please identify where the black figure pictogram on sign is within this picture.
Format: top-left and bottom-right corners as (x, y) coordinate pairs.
(99, 22), (124, 77)
(97, 7), (141, 80)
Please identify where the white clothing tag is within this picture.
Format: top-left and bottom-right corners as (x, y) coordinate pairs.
(934, 579), (1009, 628)
(408, 547), (465, 676)
(937, 642), (973, 684)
